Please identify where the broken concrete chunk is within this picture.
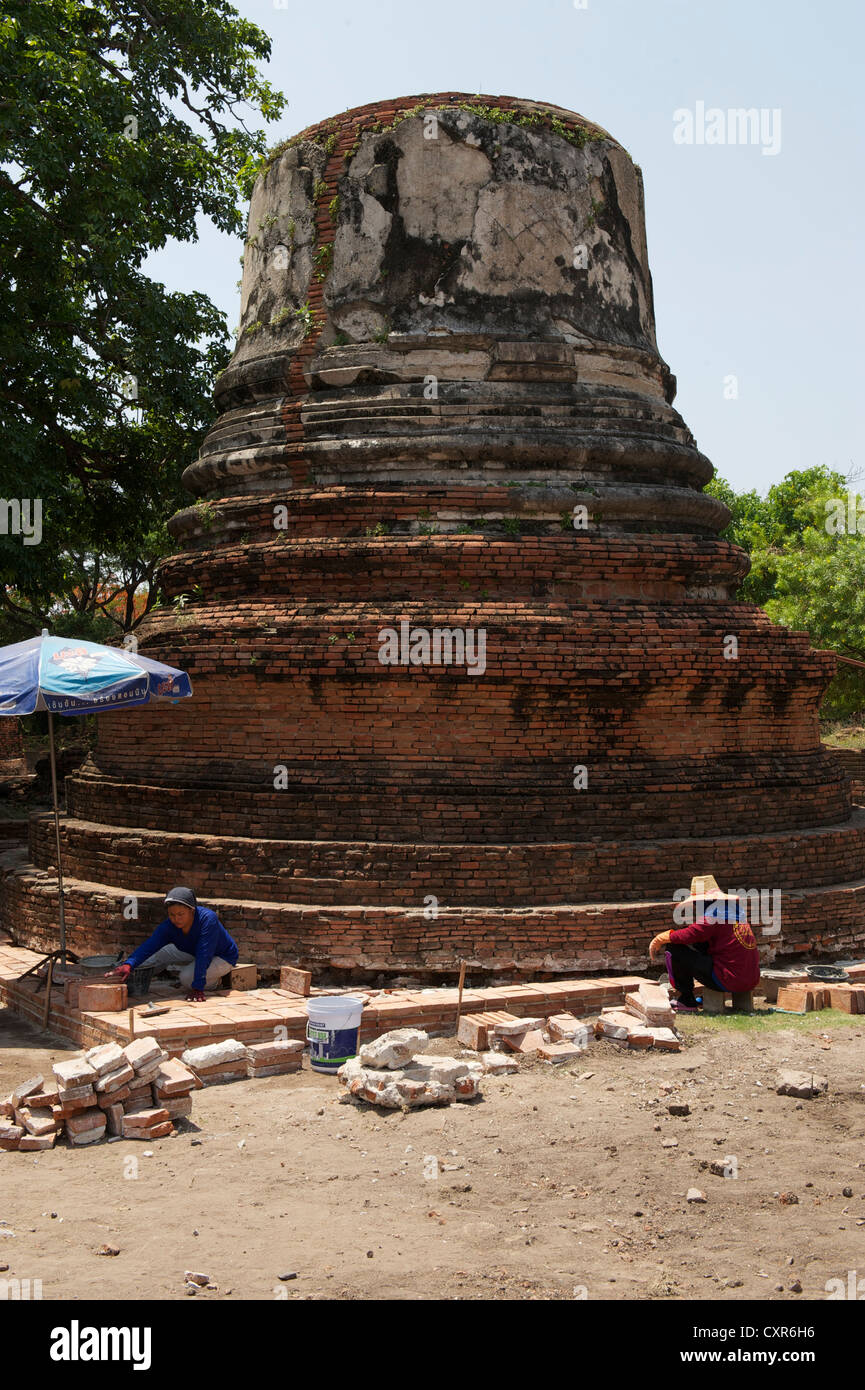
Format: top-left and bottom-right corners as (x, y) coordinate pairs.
(357, 1028), (429, 1070)
(775, 1070), (828, 1099)
(480, 1052), (519, 1075)
(338, 1056), (481, 1109)
(247, 1040), (304, 1062)
(181, 1039), (250, 1071)
(401, 1056), (473, 1087)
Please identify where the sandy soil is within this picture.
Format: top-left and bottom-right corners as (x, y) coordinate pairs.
(2, 1004), (864, 1302)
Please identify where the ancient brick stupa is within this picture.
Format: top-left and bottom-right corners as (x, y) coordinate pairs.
(5, 94), (864, 976)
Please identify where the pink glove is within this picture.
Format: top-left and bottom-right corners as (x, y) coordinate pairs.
(185, 989), (206, 1003)
(109, 963), (131, 981)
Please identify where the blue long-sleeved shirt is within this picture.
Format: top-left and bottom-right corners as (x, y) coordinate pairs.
(125, 907), (238, 991)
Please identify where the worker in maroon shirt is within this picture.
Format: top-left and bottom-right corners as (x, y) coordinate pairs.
(649, 875), (761, 1013)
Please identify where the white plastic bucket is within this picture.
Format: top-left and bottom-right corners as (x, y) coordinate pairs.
(306, 995), (364, 1073)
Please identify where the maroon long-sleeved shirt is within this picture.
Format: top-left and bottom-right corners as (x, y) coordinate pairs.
(670, 910), (761, 991)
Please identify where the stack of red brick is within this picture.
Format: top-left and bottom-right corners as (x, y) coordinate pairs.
(457, 1009), (594, 1063)
(0, 1037), (198, 1151)
(180, 1037), (304, 1084)
(776, 983), (865, 1013)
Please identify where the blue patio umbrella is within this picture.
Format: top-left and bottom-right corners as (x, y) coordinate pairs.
(0, 631), (193, 965)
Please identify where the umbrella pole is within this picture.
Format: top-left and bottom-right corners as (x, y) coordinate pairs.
(47, 711), (67, 969)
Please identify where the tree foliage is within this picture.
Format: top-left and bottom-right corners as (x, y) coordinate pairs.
(706, 466), (865, 718)
(0, 0), (284, 635)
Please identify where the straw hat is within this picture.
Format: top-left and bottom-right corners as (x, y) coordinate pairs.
(683, 874), (739, 904)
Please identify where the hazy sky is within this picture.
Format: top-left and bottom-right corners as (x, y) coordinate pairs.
(149, 0), (863, 495)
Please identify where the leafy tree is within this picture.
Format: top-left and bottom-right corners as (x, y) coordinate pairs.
(707, 467), (865, 718)
(0, 0), (284, 636)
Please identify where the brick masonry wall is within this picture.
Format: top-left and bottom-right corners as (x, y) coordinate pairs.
(2, 862), (863, 978)
(3, 93), (864, 972)
(826, 746), (865, 798)
(26, 809), (865, 906)
(0, 718), (27, 777)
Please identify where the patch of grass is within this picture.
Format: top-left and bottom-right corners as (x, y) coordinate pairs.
(822, 718), (865, 750)
(675, 1006), (864, 1036)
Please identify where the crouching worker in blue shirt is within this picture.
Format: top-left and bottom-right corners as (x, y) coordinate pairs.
(110, 887), (239, 1003)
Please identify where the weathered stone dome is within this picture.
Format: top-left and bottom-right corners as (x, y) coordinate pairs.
(6, 93), (864, 976)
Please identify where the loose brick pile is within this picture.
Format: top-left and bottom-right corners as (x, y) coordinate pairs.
(457, 1000), (674, 1060)
(0, 1038), (197, 1151)
(595, 1010), (681, 1051)
(623, 981), (676, 1028)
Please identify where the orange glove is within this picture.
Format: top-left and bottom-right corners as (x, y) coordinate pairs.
(649, 931), (672, 960)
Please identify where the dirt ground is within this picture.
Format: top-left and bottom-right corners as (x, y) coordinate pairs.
(2, 1003), (864, 1302)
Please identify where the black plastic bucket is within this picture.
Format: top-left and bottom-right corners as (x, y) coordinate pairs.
(129, 965), (155, 997)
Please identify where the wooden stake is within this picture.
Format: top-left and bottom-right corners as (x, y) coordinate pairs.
(41, 958), (54, 1029)
(455, 960), (466, 1031)
(128, 1006), (134, 1040)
